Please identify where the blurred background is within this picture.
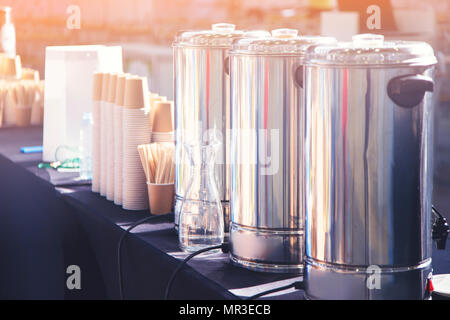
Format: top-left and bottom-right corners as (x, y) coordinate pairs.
(1, 0), (450, 216)
(2, 0), (448, 82)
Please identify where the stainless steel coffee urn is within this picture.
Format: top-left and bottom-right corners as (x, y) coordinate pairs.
(229, 29), (336, 273)
(303, 34), (439, 299)
(173, 23), (243, 231)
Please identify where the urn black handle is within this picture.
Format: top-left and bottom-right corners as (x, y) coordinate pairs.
(387, 74), (434, 108)
(294, 65), (303, 89)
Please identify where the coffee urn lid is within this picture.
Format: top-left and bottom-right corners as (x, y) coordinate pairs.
(173, 23), (243, 48)
(305, 34), (437, 67)
(230, 28), (336, 55)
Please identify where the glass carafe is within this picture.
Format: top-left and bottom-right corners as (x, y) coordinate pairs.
(178, 140), (224, 253)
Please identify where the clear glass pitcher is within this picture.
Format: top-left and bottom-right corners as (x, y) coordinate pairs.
(178, 138), (224, 253)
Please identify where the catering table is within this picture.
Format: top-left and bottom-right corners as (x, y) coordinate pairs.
(0, 126), (449, 300)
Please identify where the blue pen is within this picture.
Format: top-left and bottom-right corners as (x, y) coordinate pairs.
(20, 146), (43, 154)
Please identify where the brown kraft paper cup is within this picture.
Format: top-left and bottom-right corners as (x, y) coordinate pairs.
(123, 77), (149, 109)
(147, 182), (174, 215)
(152, 101), (174, 133)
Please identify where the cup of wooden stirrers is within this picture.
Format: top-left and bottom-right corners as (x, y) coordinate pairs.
(138, 142), (175, 215)
(0, 80), (43, 127)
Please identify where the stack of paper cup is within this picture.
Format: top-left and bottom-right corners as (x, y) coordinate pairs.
(122, 76), (151, 210)
(151, 100), (174, 143)
(100, 73), (110, 196)
(91, 72), (103, 193)
(149, 94), (166, 128)
(106, 73), (118, 201)
(113, 73), (128, 205)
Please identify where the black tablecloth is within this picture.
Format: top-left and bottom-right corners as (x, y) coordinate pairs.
(0, 126), (448, 300)
(0, 126), (305, 299)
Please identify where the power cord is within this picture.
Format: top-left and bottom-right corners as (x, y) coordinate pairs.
(164, 242), (230, 300)
(118, 213), (172, 300)
(244, 281), (304, 300)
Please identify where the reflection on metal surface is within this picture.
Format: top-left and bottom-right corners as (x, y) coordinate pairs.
(230, 223), (304, 273)
(173, 26), (240, 232)
(303, 63), (436, 299)
(304, 257), (432, 300)
(229, 49), (303, 273)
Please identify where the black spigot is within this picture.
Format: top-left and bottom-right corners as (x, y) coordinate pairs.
(432, 206), (449, 250)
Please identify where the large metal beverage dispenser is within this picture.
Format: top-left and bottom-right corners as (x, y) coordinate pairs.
(173, 24), (243, 231)
(229, 29), (335, 273)
(303, 34), (439, 299)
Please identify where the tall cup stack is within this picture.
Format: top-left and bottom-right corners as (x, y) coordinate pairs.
(113, 73), (128, 205)
(91, 72), (103, 193)
(122, 76), (151, 210)
(106, 73), (119, 200)
(100, 73), (110, 196)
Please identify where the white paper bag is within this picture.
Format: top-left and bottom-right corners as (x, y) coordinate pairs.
(43, 45), (122, 162)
